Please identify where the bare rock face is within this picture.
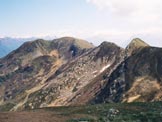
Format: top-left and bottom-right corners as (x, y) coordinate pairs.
(1, 37), (162, 111)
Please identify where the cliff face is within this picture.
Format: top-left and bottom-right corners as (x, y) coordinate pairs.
(0, 37), (162, 111)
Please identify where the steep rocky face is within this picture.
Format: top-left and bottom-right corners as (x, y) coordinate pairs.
(123, 47), (162, 102)
(91, 40), (162, 104)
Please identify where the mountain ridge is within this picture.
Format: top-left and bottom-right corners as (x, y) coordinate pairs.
(0, 37), (162, 111)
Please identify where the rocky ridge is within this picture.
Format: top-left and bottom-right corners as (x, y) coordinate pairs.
(0, 37), (162, 111)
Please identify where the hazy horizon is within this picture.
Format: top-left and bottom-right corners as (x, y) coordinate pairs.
(1, 0), (162, 47)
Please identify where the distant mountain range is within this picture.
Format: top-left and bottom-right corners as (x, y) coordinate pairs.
(0, 37), (36, 58)
(0, 37), (162, 112)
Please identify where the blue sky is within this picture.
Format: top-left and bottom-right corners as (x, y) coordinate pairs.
(0, 0), (95, 36)
(1, 0), (162, 47)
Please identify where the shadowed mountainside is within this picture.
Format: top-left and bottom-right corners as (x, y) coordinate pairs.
(91, 38), (162, 104)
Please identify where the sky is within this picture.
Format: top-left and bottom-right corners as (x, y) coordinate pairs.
(0, 0), (162, 47)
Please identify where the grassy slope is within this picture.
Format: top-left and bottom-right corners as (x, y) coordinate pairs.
(0, 102), (162, 122)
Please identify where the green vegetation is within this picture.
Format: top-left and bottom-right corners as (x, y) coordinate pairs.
(67, 118), (95, 122)
(0, 103), (15, 111)
(0, 102), (162, 122)
(42, 102), (162, 122)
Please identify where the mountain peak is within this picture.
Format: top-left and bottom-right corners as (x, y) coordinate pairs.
(95, 41), (124, 59)
(126, 38), (149, 49)
(55, 36), (94, 49)
(100, 41), (120, 48)
(99, 41), (124, 52)
(126, 38), (149, 56)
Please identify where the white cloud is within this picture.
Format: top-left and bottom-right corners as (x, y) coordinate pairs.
(85, 0), (162, 47)
(86, 0), (162, 17)
(86, 0), (162, 25)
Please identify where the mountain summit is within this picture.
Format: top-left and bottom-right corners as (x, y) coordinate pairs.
(126, 38), (149, 56)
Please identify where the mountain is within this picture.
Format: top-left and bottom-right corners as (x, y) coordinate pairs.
(0, 37), (95, 110)
(0, 37), (162, 112)
(91, 40), (162, 104)
(0, 37), (35, 58)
